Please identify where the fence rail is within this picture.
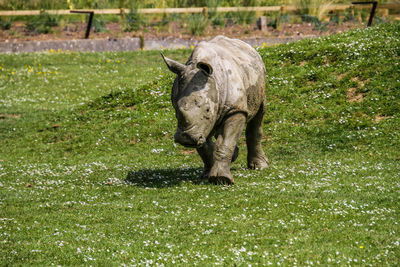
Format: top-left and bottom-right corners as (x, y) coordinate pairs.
(0, 3), (399, 16)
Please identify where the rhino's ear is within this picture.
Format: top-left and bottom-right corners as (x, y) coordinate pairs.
(161, 53), (186, 75)
(197, 62), (213, 76)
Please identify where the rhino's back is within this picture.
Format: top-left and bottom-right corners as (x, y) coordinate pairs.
(191, 36), (266, 120)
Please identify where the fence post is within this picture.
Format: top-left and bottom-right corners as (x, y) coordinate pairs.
(70, 10), (94, 39)
(120, 8), (125, 21)
(352, 1), (378, 27)
(202, 7), (208, 19)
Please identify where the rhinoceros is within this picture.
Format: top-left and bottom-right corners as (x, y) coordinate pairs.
(162, 35), (269, 184)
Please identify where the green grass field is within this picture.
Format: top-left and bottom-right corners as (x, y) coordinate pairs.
(1, 23), (399, 265)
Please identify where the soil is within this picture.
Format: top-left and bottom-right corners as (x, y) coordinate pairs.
(0, 20), (365, 42)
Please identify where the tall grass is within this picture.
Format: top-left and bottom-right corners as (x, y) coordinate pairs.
(290, 0), (338, 20)
(0, 0), (287, 10)
(187, 13), (209, 35)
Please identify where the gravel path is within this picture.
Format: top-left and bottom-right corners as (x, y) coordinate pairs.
(0, 36), (314, 53)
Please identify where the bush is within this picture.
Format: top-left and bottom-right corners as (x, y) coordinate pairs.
(237, 11), (257, 25)
(0, 18), (12, 30)
(207, 0), (225, 28)
(301, 14), (328, 31)
(211, 17), (225, 28)
(188, 13), (209, 35)
(329, 12), (340, 24)
(124, 6), (146, 32)
(267, 18), (278, 29)
(93, 16), (107, 33)
(25, 12), (59, 34)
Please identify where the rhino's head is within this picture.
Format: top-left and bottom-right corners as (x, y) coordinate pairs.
(162, 54), (219, 148)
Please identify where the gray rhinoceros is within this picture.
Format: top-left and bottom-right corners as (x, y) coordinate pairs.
(162, 35), (269, 184)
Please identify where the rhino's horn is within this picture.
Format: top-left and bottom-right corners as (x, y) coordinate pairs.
(161, 53), (186, 75)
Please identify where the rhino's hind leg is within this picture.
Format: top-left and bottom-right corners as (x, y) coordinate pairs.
(209, 113), (246, 185)
(197, 138), (214, 179)
(246, 104), (269, 170)
(232, 146), (239, 163)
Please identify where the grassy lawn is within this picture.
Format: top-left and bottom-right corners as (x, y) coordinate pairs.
(1, 23), (399, 265)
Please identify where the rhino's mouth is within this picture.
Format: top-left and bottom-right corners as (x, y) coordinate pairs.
(174, 128), (206, 148)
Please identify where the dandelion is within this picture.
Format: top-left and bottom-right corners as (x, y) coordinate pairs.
(360, 245), (364, 249)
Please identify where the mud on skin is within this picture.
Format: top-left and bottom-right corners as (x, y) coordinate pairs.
(162, 35), (269, 184)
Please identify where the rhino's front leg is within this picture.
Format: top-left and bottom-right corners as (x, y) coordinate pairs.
(209, 113), (246, 185)
(196, 138), (214, 179)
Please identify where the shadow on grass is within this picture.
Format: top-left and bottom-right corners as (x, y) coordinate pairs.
(125, 167), (206, 188)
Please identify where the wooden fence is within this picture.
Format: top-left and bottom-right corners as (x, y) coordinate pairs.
(0, 3), (399, 16)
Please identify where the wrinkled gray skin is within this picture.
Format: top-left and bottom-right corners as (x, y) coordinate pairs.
(162, 35), (269, 184)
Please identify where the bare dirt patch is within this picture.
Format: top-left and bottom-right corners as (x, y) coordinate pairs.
(347, 87), (364, 102)
(347, 76), (369, 102)
(375, 115), (388, 122)
(0, 114), (21, 119)
(0, 20), (364, 42)
(351, 76), (367, 87)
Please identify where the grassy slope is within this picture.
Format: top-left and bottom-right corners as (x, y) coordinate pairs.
(0, 23), (399, 265)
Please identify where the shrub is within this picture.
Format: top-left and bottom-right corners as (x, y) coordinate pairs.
(25, 12), (59, 34)
(267, 18), (278, 29)
(236, 11), (257, 25)
(328, 11), (340, 24)
(343, 7), (356, 22)
(291, 0), (338, 20)
(93, 16), (107, 33)
(301, 14), (328, 31)
(188, 13), (209, 35)
(0, 18), (12, 30)
(211, 17), (225, 27)
(124, 5), (146, 32)
(207, 0), (225, 28)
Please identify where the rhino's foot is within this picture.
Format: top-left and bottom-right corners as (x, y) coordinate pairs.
(209, 163), (234, 185)
(209, 175), (234, 185)
(231, 146), (239, 163)
(248, 155), (269, 170)
(200, 169), (211, 179)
